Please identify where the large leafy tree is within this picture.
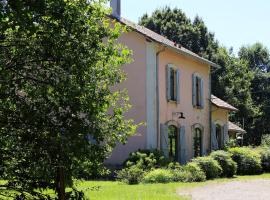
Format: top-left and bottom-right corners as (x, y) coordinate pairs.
(212, 47), (260, 142)
(239, 43), (270, 144)
(0, 0), (135, 199)
(139, 7), (219, 61)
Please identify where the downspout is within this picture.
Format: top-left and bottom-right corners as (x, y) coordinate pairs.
(156, 47), (166, 150)
(209, 68), (212, 152)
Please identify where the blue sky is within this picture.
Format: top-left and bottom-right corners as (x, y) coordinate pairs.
(112, 0), (270, 54)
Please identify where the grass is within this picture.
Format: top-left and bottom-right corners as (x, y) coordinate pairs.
(76, 173), (270, 200)
(1, 174), (270, 200)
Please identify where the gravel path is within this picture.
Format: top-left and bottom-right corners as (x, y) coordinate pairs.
(178, 179), (270, 200)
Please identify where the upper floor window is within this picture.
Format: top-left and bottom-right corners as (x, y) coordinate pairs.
(166, 64), (180, 103)
(192, 73), (204, 108)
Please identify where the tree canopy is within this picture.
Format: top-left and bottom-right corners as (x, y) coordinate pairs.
(0, 0), (135, 199)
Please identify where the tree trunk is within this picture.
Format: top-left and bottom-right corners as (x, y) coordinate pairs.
(56, 166), (65, 200)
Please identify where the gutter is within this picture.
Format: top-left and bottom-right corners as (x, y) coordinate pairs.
(156, 47), (166, 150)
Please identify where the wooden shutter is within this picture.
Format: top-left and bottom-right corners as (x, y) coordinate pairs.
(223, 124), (229, 147)
(200, 78), (204, 108)
(192, 74), (196, 107)
(176, 69), (180, 104)
(211, 122), (218, 150)
(178, 126), (186, 164)
(166, 65), (171, 101)
(160, 123), (169, 157)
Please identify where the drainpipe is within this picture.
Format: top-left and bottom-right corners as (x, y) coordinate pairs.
(209, 69), (212, 152)
(156, 47), (166, 150)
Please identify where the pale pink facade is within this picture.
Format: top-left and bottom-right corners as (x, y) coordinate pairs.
(105, 1), (244, 166)
(106, 22), (213, 165)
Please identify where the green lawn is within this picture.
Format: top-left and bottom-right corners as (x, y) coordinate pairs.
(1, 174), (270, 200)
(77, 173), (270, 200)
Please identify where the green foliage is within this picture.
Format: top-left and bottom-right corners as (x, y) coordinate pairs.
(167, 162), (183, 171)
(256, 147), (270, 172)
(238, 43), (270, 145)
(261, 135), (270, 147)
(182, 163), (206, 182)
(225, 139), (238, 148)
(210, 150), (237, 177)
(124, 149), (169, 170)
(229, 147), (262, 175)
(139, 7), (218, 61)
(142, 169), (173, 184)
(0, 0), (136, 198)
(192, 156), (222, 179)
(116, 166), (145, 185)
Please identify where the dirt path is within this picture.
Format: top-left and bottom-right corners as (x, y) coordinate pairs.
(178, 179), (270, 200)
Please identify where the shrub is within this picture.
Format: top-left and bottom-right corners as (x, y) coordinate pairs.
(170, 169), (192, 182)
(228, 147), (262, 175)
(210, 150), (237, 177)
(142, 169), (173, 183)
(256, 147), (270, 172)
(124, 149), (169, 170)
(192, 156), (222, 179)
(116, 165), (145, 184)
(261, 134), (270, 147)
(167, 162), (183, 170)
(183, 162), (206, 182)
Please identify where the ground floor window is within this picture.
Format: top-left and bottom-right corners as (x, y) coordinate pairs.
(194, 127), (202, 157)
(216, 124), (222, 149)
(168, 125), (178, 161)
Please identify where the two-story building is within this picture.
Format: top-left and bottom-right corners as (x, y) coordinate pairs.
(106, 0), (245, 165)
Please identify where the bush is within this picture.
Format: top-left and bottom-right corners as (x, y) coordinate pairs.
(124, 149), (169, 170)
(229, 147), (262, 175)
(210, 150), (237, 177)
(261, 135), (270, 147)
(167, 162), (183, 170)
(192, 156), (222, 179)
(142, 169), (173, 183)
(116, 165), (145, 184)
(256, 147), (270, 172)
(170, 169), (192, 182)
(183, 162), (206, 182)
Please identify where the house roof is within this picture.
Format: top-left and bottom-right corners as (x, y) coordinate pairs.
(228, 121), (247, 134)
(111, 16), (219, 68)
(211, 95), (238, 111)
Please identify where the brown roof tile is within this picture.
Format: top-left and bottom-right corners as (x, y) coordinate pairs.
(211, 95), (238, 111)
(228, 121), (246, 133)
(112, 16), (219, 68)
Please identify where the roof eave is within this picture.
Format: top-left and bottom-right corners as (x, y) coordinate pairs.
(212, 103), (239, 112)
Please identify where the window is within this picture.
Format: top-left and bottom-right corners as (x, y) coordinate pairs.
(170, 68), (177, 101)
(216, 124), (222, 149)
(194, 128), (202, 157)
(192, 74), (204, 108)
(168, 125), (178, 161)
(166, 65), (180, 103)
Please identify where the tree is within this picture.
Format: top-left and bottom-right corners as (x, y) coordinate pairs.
(212, 48), (260, 143)
(239, 43), (270, 144)
(0, 0), (136, 199)
(139, 7), (219, 61)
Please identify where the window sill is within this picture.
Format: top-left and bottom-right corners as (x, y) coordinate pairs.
(193, 105), (204, 109)
(167, 100), (178, 104)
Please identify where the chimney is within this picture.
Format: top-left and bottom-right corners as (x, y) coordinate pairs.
(110, 0), (121, 19)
